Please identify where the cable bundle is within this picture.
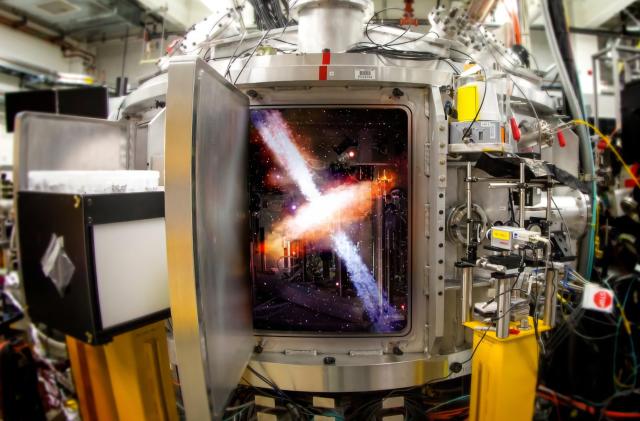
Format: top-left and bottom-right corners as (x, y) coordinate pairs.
(248, 0), (290, 30)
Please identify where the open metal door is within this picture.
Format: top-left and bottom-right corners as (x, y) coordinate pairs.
(164, 56), (252, 420)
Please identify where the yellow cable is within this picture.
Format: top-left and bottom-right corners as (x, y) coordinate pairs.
(571, 119), (640, 189)
(615, 300), (633, 336)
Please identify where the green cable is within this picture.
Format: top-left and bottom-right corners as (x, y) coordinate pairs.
(609, 277), (637, 391)
(424, 394), (470, 414)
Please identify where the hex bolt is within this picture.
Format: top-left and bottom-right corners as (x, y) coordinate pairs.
(323, 356), (336, 365)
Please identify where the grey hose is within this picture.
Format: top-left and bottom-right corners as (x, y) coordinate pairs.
(541, 0), (596, 277)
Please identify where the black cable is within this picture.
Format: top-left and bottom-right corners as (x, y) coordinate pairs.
(459, 328), (489, 366)
(246, 366), (317, 418)
(277, 0), (299, 40)
(234, 29), (271, 85)
(558, 301), (617, 341)
(225, 30), (248, 80)
(532, 257), (546, 356)
(429, 297), (528, 387)
(442, 59), (461, 75)
(507, 188), (518, 225)
(364, 8), (411, 47)
(348, 6), (442, 57)
(425, 371), (454, 386)
(482, 286), (529, 310)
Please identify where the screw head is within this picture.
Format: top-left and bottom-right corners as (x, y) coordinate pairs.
(323, 356), (336, 365)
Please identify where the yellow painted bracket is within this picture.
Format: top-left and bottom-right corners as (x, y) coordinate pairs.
(67, 321), (178, 421)
(464, 317), (550, 421)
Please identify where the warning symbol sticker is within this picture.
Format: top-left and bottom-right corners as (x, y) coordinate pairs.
(582, 283), (614, 313)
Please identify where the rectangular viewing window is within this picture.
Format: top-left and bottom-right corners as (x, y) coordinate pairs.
(249, 107), (410, 334)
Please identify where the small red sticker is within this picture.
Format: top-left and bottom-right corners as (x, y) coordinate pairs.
(593, 291), (612, 309)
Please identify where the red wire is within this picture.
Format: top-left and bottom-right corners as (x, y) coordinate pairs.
(605, 411), (640, 419)
(427, 406), (469, 420)
(538, 390), (640, 419)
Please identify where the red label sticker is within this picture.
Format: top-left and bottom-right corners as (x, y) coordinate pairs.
(593, 291), (612, 309)
(582, 283), (614, 313)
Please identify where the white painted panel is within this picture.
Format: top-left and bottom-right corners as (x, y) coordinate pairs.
(93, 217), (169, 329)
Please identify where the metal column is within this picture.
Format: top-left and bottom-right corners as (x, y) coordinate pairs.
(496, 276), (512, 339)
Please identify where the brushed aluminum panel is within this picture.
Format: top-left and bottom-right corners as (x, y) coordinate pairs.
(245, 349), (472, 392)
(14, 112), (130, 190)
(165, 56), (252, 421)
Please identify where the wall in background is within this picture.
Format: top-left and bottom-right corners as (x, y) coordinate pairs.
(0, 24), (94, 167)
(94, 36), (166, 92)
(0, 24), (89, 76)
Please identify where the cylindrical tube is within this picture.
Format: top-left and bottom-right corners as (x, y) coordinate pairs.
(467, 0), (499, 23)
(462, 162), (475, 324)
(461, 266), (473, 323)
(496, 277), (512, 339)
(519, 162), (526, 227)
(466, 162), (472, 249)
(375, 193), (384, 308)
(291, 0), (374, 53)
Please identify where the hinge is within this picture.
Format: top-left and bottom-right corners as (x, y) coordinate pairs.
(423, 265), (430, 295)
(348, 349), (383, 356)
(424, 203), (430, 239)
(284, 349), (318, 356)
(424, 141), (431, 176)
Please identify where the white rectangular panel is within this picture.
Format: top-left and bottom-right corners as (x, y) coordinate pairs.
(92, 217), (169, 329)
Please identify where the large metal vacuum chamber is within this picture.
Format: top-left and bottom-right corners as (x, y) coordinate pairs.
(163, 54), (474, 419)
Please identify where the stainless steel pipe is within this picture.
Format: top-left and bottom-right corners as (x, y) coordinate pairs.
(496, 277), (512, 339)
(461, 266), (474, 323)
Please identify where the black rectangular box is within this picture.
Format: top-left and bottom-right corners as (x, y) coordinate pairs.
(17, 191), (169, 344)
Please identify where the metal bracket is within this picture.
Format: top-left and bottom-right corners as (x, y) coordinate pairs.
(423, 265), (430, 295)
(425, 142), (431, 176)
(424, 203), (431, 239)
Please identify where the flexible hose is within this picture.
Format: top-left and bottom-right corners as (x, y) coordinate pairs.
(542, 0), (597, 279)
